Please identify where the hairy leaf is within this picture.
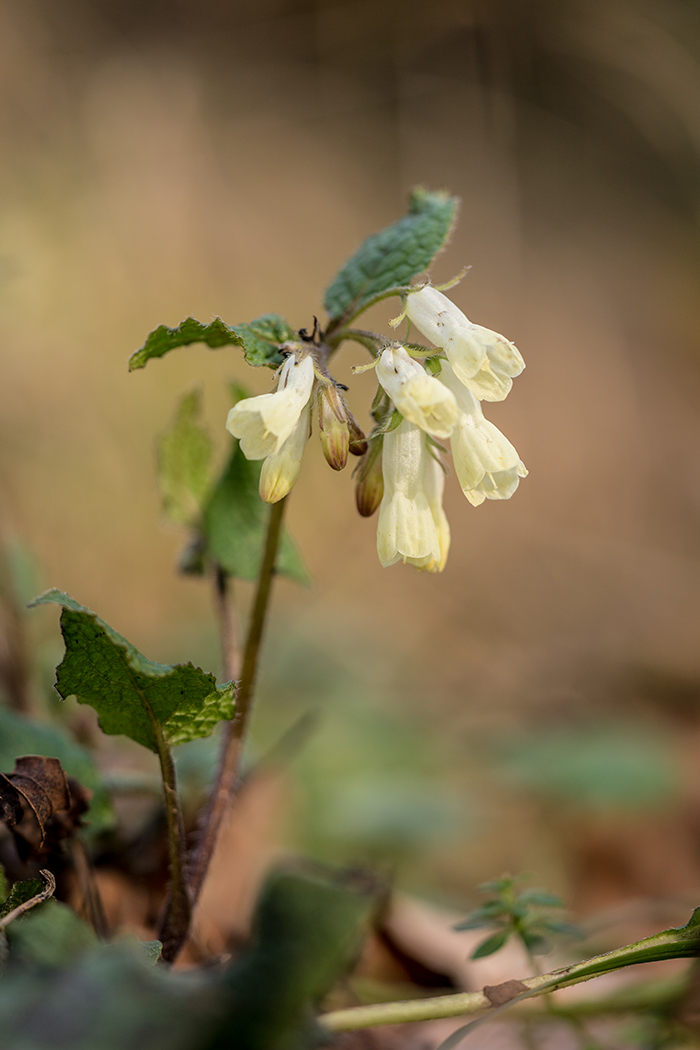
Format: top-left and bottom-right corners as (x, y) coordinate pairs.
(0, 707), (113, 833)
(29, 591), (235, 754)
(128, 314), (295, 372)
(128, 317), (244, 371)
(324, 188), (459, 323)
(157, 390), (214, 526)
(202, 441), (309, 585)
(231, 314), (296, 368)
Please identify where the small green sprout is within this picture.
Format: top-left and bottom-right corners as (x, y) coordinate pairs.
(454, 875), (582, 960)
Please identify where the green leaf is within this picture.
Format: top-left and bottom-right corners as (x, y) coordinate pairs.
(324, 188), (459, 323)
(517, 889), (564, 908)
(0, 707), (113, 833)
(128, 314), (296, 372)
(537, 919), (583, 939)
(7, 899), (97, 966)
(157, 390), (214, 526)
(0, 879), (43, 920)
(425, 355), (443, 376)
(231, 315), (296, 368)
(213, 863), (378, 1050)
(29, 591), (235, 754)
(453, 901), (506, 931)
(128, 317), (245, 371)
(520, 930), (549, 954)
(202, 440), (309, 585)
(471, 929), (510, 959)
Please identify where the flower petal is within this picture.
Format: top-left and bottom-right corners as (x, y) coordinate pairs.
(376, 419), (440, 568)
(226, 354), (314, 459)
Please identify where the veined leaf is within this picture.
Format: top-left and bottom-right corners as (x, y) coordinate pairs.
(202, 440), (309, 585)
(128, 317), (244, 371)
(231, 314), (296, 368)
(157, 390), (213, 526)
(29, 591), (235, 754)
(128, 314), (296, 372)
(324, 188), (459, 323)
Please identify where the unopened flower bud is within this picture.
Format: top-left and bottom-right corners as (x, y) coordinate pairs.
(318, 384), (350, 471)
(354, 435), (384, 517)
(348, 413), (368, 457)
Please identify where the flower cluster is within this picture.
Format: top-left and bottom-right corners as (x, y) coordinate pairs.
(225, 287), (526, 572)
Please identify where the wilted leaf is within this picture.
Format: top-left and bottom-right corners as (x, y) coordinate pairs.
(0, 707), (112, 834)
(324, 188), (459, 323)
(202, 441), (309, 585)
(471, 929), (510, 959)
(0, 756), (89, 859)
(157, 390), (213, 526)
(29, 591), (235, 754)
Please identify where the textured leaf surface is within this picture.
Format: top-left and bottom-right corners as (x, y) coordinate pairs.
(157, 390), (213, 526)
(0, 707), (113, 833)
(129, 314), (295, 371)
(202, 441), (309, 584)
(324, 188), (459, 322)
(128, 317), (244, 371)
(30, 591), (235, 753)
(231, 314), (296, 367)
(0, 879), (43, 920)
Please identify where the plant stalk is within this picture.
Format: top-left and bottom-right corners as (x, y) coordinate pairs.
(320, 913), (700, 1032)
(213, 563), (240, 681)
(150, 716), (191, 964)
(186, 496), (287, 907)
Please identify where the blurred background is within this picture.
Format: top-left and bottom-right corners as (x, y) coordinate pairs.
(3, 0), (700, 944)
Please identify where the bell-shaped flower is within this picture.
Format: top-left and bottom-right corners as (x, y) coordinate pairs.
(259, 397), (311, 503)
(440, 362), (527, 506)
(404, 286), (524, 402)
(376, 418), (441, 569)
(376, 345), (458, 439)
(420, 451), (450, 573)
(226, 352), (315, 459)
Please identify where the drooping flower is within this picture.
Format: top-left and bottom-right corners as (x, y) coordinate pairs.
(375, 345), (458, 439)
(258, 397), (311, 503)
(404, 286), (524, 401)
(440, 361), (527, 506)
(420, 451), (450, 573)
(226, 352), (315, 459)
(376, 418), (441, 569)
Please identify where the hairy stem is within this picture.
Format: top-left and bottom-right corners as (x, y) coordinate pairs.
(320, 914), (700, 1032)
(214, 564), (240, 681)
(186, 496), (287, 907)
(151, 718), (191, 964)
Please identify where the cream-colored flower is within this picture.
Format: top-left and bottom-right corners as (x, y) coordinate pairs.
(259, 397), (311, 503)
(420, 452), (450, 573)
(376, 418), (441, 569)
(440, 362), (527, 506)
(376, 345), (458, 439)
(226, 353), (315, 459)
(404, 286), (524, 401)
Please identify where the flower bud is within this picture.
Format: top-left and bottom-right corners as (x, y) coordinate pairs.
(354, 435), (384, 517)
(348, 413), (368, 457)
(317, 384), (350, 471)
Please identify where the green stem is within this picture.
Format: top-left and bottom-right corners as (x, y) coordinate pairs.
(149, 715), (191, 963)
(319, 912), (700, 1032)
(186, 496), (287, 907)
(325, 285), (414, 339)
